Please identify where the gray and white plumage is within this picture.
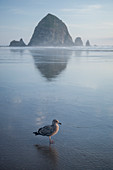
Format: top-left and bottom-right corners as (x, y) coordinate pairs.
(33, 119), (61, 144)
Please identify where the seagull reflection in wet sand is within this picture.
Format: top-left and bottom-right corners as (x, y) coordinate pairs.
(35, 144), (58, 167)
(33, 119), (61, 144)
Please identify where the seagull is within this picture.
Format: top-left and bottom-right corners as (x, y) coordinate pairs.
(33, 119), (61, 144)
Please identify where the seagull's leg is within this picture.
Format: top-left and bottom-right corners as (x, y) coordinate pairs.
(49, 136), (52, 144)
(49, 136), (54, 144)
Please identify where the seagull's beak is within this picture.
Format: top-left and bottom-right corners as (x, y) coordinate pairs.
(59, 122), (62, 125)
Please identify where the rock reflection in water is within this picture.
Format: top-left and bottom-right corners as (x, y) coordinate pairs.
(35, 144), (58, 169)
(74, 50), (82, 57)
(10, 48), (25, 55)
(30, 48), (72, 81)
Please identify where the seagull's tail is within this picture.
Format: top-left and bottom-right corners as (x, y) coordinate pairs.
(33, 132), (39, 136)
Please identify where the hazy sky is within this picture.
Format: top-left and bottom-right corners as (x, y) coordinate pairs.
(0, 0), (113, 45)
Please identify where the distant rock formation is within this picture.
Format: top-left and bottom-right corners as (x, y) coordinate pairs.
(75, 37), (83, 46)
(86, 40), (90, 46)
(28, 13), (74, 46)
(9, 38), (26, 47)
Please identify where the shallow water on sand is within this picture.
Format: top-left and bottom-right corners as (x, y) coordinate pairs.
(0, 46), (113, 169)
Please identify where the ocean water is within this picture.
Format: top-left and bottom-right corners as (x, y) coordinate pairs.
(0, 46), (113, 170)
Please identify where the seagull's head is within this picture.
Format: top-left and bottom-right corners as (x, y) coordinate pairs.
(52, 119), (62, 125)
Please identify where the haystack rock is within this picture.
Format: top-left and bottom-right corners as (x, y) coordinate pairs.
(86, 40), (91, 46)
(28, 13), (73, 46)
(75, 37), (83, 46)
(9, 38), (26, 47)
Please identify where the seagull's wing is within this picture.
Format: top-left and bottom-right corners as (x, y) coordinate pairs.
(38, 125), (54, 136)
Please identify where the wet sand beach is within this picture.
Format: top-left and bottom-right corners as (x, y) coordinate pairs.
(0, 46), (113, 169)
